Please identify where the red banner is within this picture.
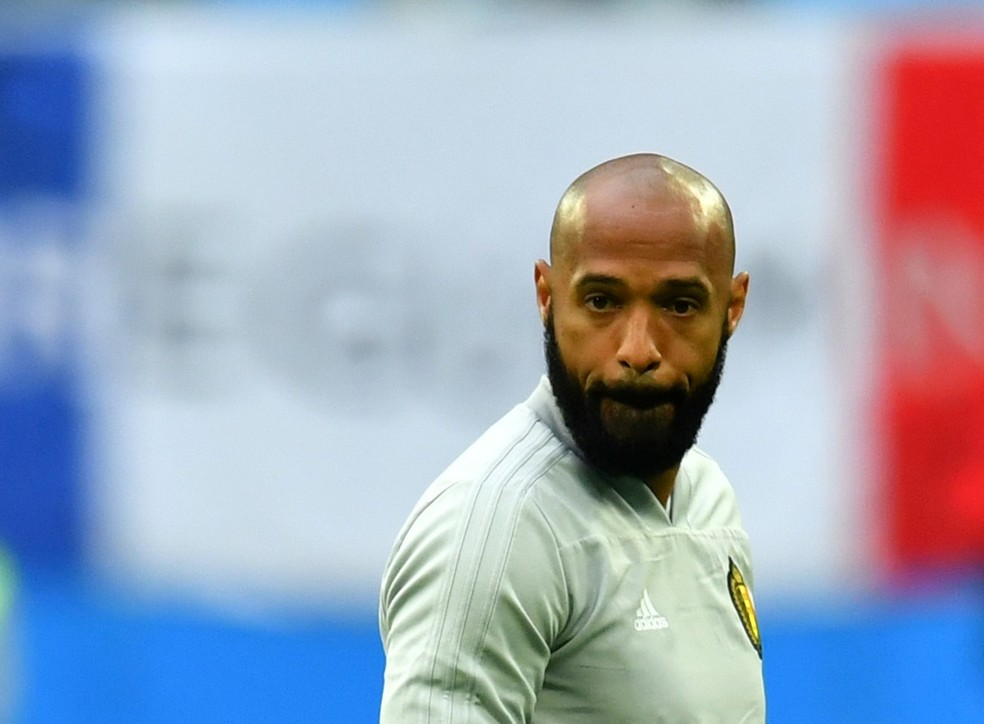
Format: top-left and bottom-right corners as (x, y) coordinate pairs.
(879, 40), (984, 572)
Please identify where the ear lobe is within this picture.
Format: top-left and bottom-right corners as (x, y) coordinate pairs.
(727, 271), (750, 335)
(534, 259), (552, 325)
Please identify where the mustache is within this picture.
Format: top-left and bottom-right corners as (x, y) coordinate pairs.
(587, 381), (687, 409)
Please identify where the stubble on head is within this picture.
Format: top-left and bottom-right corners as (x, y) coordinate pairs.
(549, 155), (736, 278)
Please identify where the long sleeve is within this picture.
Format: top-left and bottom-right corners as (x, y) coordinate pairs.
(379, 476), (568, 723)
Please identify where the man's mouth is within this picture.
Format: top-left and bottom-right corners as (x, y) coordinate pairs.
(600, 387), (681, 410)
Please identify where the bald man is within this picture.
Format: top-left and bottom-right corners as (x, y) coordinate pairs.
(379, 154), (764, 723)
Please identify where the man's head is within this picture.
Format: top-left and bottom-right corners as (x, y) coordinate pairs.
(535, 153), (748, 481)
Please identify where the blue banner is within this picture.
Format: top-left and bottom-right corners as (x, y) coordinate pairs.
(0, 50), (87, 569)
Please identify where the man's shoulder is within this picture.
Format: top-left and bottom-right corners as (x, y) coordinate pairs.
(419, 404), (572, 506)
(679, 446), (745, 529)
(681, 446), (728, 483)
(383, 403), (578, 586)
(458, 402), (560, 463)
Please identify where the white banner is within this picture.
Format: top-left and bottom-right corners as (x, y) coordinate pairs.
(83, 8), (861, 608)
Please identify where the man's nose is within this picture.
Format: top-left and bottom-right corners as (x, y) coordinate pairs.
(616, 309), (661, 374)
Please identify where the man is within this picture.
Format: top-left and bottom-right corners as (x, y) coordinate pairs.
(379, 153), (764, 722)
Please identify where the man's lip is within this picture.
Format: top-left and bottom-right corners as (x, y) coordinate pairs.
(603, 395), (675, 411)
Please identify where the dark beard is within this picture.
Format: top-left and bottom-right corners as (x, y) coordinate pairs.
(544, 314), (728, 480)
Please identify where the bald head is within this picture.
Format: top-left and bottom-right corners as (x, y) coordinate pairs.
(549, 153), (735, 274)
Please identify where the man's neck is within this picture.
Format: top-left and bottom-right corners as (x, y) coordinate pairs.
(647, 465), (679, 508)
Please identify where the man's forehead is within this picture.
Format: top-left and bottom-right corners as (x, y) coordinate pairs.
(580, 171), (723, 231)
(561, 204), (733, 279)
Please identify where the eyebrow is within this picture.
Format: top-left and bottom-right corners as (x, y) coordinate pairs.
(572, 273), (712, 295)
(572, 273), (626, 289)
(658, 277), (712, 296)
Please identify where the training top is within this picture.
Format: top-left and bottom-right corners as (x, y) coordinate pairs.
(379, 377), (765, 723)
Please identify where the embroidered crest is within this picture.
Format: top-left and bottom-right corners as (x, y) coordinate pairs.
(727, 557), (762, 659)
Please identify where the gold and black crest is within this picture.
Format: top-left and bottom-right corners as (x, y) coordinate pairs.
(727, 557), (762, 659)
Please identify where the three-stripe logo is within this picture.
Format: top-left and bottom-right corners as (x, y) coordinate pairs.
(633, 590), (669, 631)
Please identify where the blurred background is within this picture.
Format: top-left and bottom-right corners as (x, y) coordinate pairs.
(1, 1), (984, 722)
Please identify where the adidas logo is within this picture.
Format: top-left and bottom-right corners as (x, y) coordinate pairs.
(634, 590), (669, 631)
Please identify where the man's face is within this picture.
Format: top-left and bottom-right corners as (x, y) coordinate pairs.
(535, 175), (746, 480)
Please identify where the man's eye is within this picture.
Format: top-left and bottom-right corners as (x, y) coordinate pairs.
(585, 294), (614, 311)
(667, 299), (698, 315)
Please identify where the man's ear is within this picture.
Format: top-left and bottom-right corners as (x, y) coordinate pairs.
(727, 271), (749, 336)
(534, 259), (552, 325)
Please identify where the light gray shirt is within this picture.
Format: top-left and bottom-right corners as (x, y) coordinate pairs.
(380, 377), (765, 723)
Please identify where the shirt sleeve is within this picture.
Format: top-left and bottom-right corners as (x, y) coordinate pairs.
(379, 477), (567, 723)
